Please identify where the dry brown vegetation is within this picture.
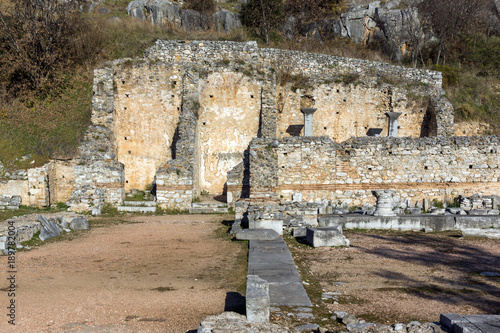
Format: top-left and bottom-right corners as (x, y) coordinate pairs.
(0, 0), (498, 170)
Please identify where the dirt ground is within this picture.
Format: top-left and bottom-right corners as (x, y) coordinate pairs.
(2, 215), (500, 333)
(286, 230), (500, 329)
(0, 214), (247, 333)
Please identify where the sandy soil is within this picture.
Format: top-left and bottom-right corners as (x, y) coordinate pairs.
(287, 230), (500, 328)
(0, 214), (246, 333)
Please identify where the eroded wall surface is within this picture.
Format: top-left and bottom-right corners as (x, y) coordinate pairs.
(47, 161), (76, 204)
(114, 62), (183, 191)
(198, 72), (261, 194)
(276, 84), (431, 141)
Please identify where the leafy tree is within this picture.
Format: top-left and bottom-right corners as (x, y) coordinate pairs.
(241, 0), (285, 44)
(0, 0), (95, 96)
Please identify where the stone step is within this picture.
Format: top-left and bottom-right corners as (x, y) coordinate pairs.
(123, 201), (157, 207)
(117, 206), (157, 213)
(192, 202), (228, 208)
(189, 207), (229, 214)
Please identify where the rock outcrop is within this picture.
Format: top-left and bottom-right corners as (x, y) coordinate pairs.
(317, 0), (435, 62)
(127, 0), (241, 33)
(127, 0), (181, 27)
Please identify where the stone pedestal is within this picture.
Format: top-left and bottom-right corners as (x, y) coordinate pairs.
(373, 190), (396, 216)
(301, 108), (317, 137)
(306, 226), (350, 247)
(386, 112), (402, 137)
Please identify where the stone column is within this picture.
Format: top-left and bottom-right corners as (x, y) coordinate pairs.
(301, 108), (317, 137)
(373, 190), (396, 216)
(386, 112), (402, 137)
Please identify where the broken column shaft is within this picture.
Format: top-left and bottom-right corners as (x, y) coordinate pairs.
(301, 108), (317, 137)
(386, 112), (402, 137)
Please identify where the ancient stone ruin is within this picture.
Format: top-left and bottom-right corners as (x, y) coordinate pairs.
(1, 40), (498, 221)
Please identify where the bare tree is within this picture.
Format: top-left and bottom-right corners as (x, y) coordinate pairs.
(419, 0), (488, 65)
(0, 0), (88, 95)
(241, 0), (285, 44)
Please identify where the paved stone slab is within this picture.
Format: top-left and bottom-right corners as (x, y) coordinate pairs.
(236, 229), (280, 241)
(248, 239), (312, 307)
(440, 313), (500, 333)
(249, 220), (283, 235)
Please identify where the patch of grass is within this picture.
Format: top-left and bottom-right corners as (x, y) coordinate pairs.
(432, 199), (444, 209)
(125, 191), (150, 201)
(100, 203), (120, 216)
(0, 206), (58, 223)
(56, 202), (68, 210)
(0, 71), (92, 165)
(283, 234), (336, 323)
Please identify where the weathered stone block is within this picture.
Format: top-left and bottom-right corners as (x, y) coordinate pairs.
(69, 217), (91, 231)
(38, 215), (61, 241)
(306, 227), (349, 247)
(249, 220), (283, 236)
(246, 275), (270, 323)
(236, 229), (279, 241)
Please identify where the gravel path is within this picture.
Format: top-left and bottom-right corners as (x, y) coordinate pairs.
(0, 214), (246, 333)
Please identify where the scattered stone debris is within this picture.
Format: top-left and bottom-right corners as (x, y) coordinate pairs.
(197, 311), (290, 333)
(0, 212), (90, 251)
(0, 195), (21, 210)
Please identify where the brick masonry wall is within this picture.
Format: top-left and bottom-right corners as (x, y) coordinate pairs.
(271, 136), (500, 207)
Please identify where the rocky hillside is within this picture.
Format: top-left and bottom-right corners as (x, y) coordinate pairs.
(0, 0), (498, 173)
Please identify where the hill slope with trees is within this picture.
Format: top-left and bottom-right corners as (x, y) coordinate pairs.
(0, 0), (498, 173)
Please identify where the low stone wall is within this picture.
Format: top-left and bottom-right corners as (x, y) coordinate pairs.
(0, 165), (49, 208)
(267, 136), (500, 207)
(0, 212), (86, 250)
(155, 163), (193, 210)
(0, 196), (21, 210)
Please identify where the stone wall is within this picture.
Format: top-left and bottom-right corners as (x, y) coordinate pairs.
(47, 160), (75, 204)
(155, 71), (198, 210)
(261, 136), (500, 207)
(66, 40), (457, 211)
(114, 61), (183, 191)
(276, 84), (435, 141)
(0, 166), (50, 208)
(455, 121), (493, 136)
(197, 71), (261, 194)
(67, 64), (125, 212)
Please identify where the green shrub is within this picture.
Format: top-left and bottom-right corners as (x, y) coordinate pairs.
(56, 202), (68, 210)
(432, 199), (444, 209)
